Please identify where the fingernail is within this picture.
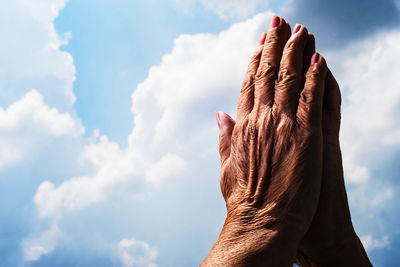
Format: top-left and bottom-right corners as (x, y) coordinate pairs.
(258, 32), (266, 45)
(270, 16), (280, 29)
(215, 112), (221, 129)
(293, 24), (301, 34)
(311, 52), (320, 64)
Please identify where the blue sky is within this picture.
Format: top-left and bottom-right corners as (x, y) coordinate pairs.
(0, 0), (400, 266)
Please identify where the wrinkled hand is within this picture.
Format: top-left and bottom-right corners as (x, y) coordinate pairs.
(202, 16), (328, 266)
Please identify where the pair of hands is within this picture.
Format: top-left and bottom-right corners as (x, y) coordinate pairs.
(202, 16), (371, 266)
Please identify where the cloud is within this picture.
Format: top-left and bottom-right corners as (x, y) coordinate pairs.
(0, 89), (83, 169)
(118, 238), (158, 267)
(281, 0), (400, 49)
(0, 90), (83, 136)
(21, 223), (63, 261)
(0, 0), (88, 264)
(327, 30), (400, 185)
(0, 0), (82, 171)
(146, 153), (187, 186)
(0, 0), (75, 111)
(33, 135), (131, 219)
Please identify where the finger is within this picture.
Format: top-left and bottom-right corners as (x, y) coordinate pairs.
(297, 53), (328, 128)
(216, 111), (236, 165)
(237, 40), (264, 121)
(274, 24), (309, 118)
(254, 16), (291, 110)
(303, 33), (315, 82)
(259, 32), (267, 45)
(322, 69), (342, 137)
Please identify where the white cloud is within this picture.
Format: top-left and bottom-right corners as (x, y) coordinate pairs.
(0, 0), (82, 171)
(129, 12), (273, 147)
(118, 238), (158, 267)
(0, 1), (87, 262)
(0, 89), (83, 169)
(22, 223), (63, 261)
(34, 136), (131, 218)
(146, 153), (187, 186)
(0, 0), (75, 110)
(360, 235), (390, 252)
(0, 89), (83, 136)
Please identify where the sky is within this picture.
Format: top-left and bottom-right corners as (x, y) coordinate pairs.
(0, 0), (399, 266)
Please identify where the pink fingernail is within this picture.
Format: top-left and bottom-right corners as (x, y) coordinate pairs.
(259, 32), (266, 45)
(215, 112), (221, 129)
(270, 16), (280, 29)
(293, 24), (301, 34)
(311, 53), (320, 64)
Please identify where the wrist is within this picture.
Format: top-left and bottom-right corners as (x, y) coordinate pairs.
(201, 216), (301, 267)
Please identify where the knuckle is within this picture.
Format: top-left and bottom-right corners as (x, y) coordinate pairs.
(306, 63), (327, 78)
(306, 70), (323, 80)
(255, 62), (278, 80)
(241, 73), (255, 91)
(300, 90), (322, 105)
(252, 45), (264, 57)
(265, 30), (280, 44)
(297, 102), (322, 126)
(284, 41), (297, 52)
(277, 69), (300, 87)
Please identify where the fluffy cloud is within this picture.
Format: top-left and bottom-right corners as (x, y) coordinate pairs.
(0, 0), (75, 111)
(0, 89), (83, 169)
(0, 0), (81, 171)
(328, 30), (400, 184)
(21, 223), (63, 261)
(146, 153), (187, 186)
(0, 90), (82, 136)
(0, 0), (87, 263)
(118, 238), (158, 267)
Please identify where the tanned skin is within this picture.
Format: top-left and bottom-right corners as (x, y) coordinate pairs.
(201, 16), (372, 266)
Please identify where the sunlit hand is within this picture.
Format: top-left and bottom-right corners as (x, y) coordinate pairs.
(202, 16), (328, 267)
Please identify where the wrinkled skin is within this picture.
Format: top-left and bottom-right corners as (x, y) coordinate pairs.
(203, 17), (328, 267)
(202, 16), (371, 267)
(219, 21), (324, 245)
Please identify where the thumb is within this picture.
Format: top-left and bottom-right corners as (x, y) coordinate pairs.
(216, 111), (235, 165)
